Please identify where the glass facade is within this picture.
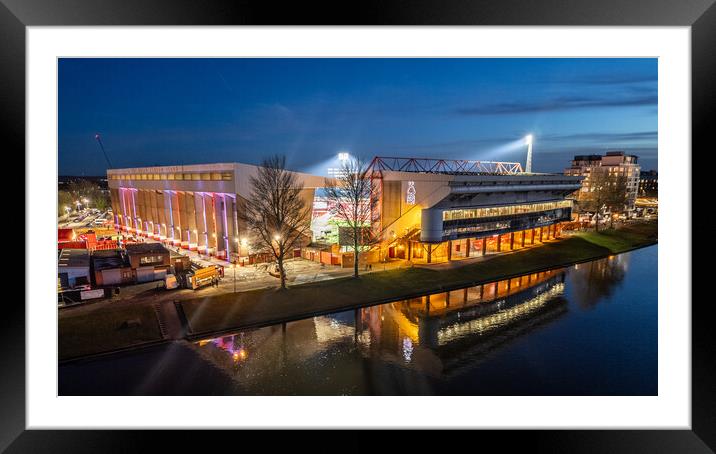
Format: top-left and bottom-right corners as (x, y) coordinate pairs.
(443, 200), (572, 222)
(442, 207), (571, 239)
(443, 221), (511, 237)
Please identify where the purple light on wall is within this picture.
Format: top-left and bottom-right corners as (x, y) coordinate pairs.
(167, 190), (175, 241)
(202, 193), (208, 252)
(130, 189), (138, 221)
(120, 188), (128, 228)
(222, 194), (230, 260)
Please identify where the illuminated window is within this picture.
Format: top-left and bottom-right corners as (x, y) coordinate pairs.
(201, 173), (211, 180)
(139, 255), (164, 265)
(192, 173), (201, 181)
(175, 173), (183, 180)
(222, 172), (233, 181)
(167, 173), (175, 180)
(443, 200), (572, 221)
(210, 173), (222, 181)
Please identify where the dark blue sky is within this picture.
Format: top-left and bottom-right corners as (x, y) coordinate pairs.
(58, 58), (657, 175)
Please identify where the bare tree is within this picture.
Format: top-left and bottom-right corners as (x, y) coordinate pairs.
(323, 157), (378, 278)
(241, 155), (311, 290)
(580, 171), (630, 231)
(579, 171), (610, 232)
(604, 174), (628, 228)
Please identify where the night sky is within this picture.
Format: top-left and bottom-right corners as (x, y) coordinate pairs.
(58, 58), (657, 176)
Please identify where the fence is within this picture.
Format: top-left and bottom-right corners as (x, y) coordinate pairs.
(58, 239), (119, 251)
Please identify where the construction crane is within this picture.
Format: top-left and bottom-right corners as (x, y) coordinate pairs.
(94, 133), (113, 168)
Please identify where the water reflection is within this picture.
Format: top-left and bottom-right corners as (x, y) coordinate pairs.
(194, 268), (570, 391)
(569, 254), (628, 310)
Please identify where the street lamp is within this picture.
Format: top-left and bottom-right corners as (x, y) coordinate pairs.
(524, 134), (534, 173)
(231, 262), (237, 293)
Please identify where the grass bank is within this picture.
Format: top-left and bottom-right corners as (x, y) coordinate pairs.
(573, 221), (658, 252)
(181, 221), (657, 336)
(59, 304), (163, 361)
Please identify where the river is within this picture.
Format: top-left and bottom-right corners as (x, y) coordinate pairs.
(59, 245), (657, 395)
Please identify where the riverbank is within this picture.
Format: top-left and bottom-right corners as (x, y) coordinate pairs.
(58, 221), (656, 361)
(572, 221), (658, 251)
(181, 222), (656, 337)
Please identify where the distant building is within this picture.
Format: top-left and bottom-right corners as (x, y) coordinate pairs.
(564, 151), (641, 213)
(639, 170), (658, 197)
(58, 175), (109, 190)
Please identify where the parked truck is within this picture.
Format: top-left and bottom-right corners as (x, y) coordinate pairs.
(183, 265), (221, 290)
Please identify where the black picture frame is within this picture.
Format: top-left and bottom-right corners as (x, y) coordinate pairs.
(3, 0), (710, 450)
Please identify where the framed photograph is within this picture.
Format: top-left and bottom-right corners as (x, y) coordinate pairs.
(5, 0), (710, 450)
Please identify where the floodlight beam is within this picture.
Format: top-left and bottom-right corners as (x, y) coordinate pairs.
(525, 134), (534, 173)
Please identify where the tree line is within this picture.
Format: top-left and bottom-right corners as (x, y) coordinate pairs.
(58, 179), (111, 216)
